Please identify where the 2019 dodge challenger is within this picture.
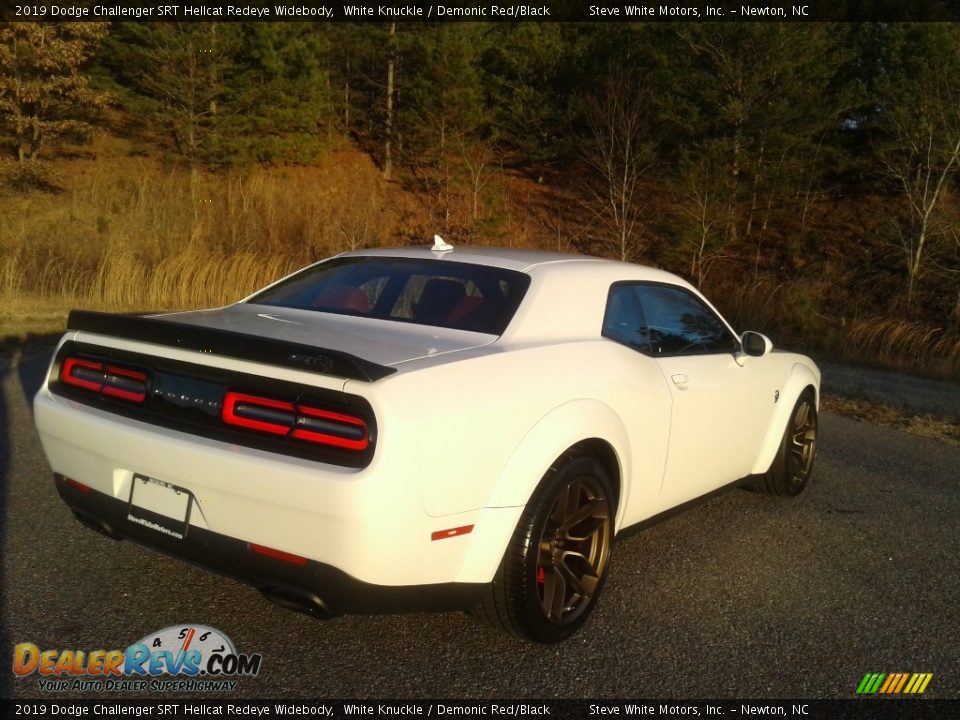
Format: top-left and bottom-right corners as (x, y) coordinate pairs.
(34, 243), (820, 643)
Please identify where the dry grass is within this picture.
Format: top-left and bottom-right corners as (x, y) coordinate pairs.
(0, 294), (74, 337)
(0, 138), (571, 323)
(847, 317), (960, 364)
(0, 142), (413, 312)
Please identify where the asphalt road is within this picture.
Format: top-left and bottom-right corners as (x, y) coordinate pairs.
(2, 352), (958, 700)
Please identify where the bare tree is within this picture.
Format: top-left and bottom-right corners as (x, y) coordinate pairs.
(677, 158), (732, 287)
(582, 74), (653, 262)
(882, 110), (960, 308)
(877, 26), (960, 311)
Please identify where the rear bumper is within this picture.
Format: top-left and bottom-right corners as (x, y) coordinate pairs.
(55, 474), (485, 617)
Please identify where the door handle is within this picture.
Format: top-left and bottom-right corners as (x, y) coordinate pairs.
(671, 373), (689, 389)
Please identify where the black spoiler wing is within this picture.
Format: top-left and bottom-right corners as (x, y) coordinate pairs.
(66, 310), (397, 382)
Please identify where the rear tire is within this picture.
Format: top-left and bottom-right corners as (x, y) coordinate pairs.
(755, 389), (818, 497)
(473, 455), (614, 643)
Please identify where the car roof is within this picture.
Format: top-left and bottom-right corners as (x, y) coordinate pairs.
(329, 245), (709, 344)
(336, 245), (682, 283)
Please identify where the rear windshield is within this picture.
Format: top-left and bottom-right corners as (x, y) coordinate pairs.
(248, 256), (530, 335)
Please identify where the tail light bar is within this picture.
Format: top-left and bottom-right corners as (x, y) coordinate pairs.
(222, 391), (369, 451)
(61, 357), (149, 403)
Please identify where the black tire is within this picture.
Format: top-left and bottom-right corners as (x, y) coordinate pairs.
(755, 389), (818, 497)
(473, 455), (615, 643)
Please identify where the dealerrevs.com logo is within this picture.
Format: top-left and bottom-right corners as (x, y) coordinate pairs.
(13, 624), (262, 693)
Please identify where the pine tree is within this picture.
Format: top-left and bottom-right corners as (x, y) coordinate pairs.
(397, 23), (498, 232)
(221, 23), (335, 165)
(102, 22), (235, 166)
(654, 24), (850, 282)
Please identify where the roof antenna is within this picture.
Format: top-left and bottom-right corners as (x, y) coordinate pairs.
(432, 234), (453, 252)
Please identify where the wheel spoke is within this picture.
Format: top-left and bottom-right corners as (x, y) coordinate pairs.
(541, 566), (567, 620)
(558, 497), (607, 534)
(790, 449), (808, 473)
(557, 556), (585, 596)
(565, 479), (583, 519)
(560, 550), (600, 596)
(565, 514), (607, 542)
(550, 483), (572, 526)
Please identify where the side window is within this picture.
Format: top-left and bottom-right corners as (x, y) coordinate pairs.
(602, 284), (651, 353)
(636, 284), (738, 355)
(602, 282), (737, 356)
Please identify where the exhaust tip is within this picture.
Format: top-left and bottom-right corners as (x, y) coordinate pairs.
(72, 509), (121, 540)
(260, 585), (333, 620)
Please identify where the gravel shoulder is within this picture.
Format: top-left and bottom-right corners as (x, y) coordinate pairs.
(818, 359), (960, 422)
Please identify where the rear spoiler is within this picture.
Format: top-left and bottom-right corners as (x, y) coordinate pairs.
(66, 310), (397, 382)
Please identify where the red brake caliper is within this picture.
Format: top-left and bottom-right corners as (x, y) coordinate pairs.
(536, 567), (545, 583)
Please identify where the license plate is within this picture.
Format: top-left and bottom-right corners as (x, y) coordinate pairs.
(127, 474), (194, 540)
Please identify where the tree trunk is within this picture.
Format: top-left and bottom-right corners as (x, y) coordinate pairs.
(30, 121), (41, 161)
(384, 22), (396, 181)
(209, 24), (218, 117)
(343, 61), (351, 133)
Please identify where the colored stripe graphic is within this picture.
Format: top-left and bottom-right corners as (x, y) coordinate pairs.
(904, 673), (933, 694)
(857, 672), (932, 694)
(891, 673), (909, 693)
(857, 673), (883, 694)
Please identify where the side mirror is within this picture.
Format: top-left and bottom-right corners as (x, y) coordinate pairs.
(740, 331), (773, 358)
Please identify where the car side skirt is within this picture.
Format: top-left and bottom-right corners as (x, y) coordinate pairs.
(53, 474), (484, 617)
(613, 477), (749, 542)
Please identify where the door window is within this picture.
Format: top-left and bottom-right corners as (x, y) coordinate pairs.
(603, 283), (737, 356)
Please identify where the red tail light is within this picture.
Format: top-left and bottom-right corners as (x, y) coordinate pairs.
(61, 358), (148, 403)
(222, 391), (369, 451)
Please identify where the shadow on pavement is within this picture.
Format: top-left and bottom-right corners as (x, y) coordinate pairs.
(0, 359), (12, 697)
(18, 353), (50, 401)
(0, 348), (54, 697)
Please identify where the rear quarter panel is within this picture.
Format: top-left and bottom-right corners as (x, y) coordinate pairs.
(362, 339), (672, 526)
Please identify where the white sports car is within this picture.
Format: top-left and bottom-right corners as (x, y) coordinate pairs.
(34, 243), (819, 643)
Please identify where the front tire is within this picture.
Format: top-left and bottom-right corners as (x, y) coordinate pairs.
(756, 389), (818, 497)
(473, 455), (615, 643)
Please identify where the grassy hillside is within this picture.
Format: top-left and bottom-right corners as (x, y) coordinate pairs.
(0, 136), (428, 327)
(1, 133), (959, 380)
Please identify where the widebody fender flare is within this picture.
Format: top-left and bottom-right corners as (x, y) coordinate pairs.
(454, 399), (630, 584)
(750, 362), (819, 476)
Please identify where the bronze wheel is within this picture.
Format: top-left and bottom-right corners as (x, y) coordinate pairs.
(755, 389), (818, 497)
(535, 474), (612, 625)
(473, 455), (616, 643)
(786, 395), (817, 493)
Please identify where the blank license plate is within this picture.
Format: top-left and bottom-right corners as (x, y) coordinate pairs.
(127, 474), (193, 540)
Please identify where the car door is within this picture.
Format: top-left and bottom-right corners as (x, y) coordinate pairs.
(629, 283), (776, 508)
(604, 282), (779, 511)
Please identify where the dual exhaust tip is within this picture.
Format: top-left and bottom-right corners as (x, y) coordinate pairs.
(70, 508), (334, 620)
